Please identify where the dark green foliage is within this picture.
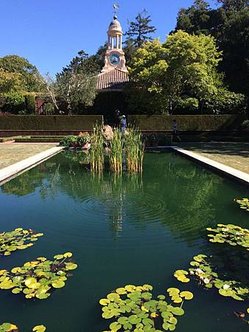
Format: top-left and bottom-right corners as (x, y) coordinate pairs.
(59, 133), (91, 148)
(2, 93), (25, 114)
(128, 114), (241, 131)
(124, 10), (156, 65)
(125, 10), (156, 48)
(0, 115), (103, 131)
(93, 91), (128, 125)
(25, 95), (35, 114)
(42, 102), (55, 115)
(175, 1), (249, 104)
(217, 0), (249, 11)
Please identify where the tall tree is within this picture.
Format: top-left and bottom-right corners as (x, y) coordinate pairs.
(56, 51), (98, 115)
(217, 0), (249, 10)
(0, 55), (42, 92)
(124, 10), (156, 64)
(175, 0), (249, 106)
(128, 31), (244, 114)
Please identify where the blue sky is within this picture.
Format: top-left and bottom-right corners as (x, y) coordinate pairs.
(0, 0), (216, 76)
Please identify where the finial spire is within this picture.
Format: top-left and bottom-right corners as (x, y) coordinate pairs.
(113, 3), (119, 17)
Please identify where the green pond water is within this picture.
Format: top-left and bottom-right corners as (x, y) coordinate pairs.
(0, 151), (249, 332)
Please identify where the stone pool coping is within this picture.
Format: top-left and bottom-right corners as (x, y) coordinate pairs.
(173, 146), (249, 185)
(1, 144), (248, 186)
(0, 146), (63, 185)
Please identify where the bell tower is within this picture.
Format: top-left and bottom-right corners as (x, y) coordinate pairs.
(101, 7), (128, 73)
(97, 4), (129, 91)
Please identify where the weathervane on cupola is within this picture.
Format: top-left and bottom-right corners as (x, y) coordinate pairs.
(113, 3), (119, 17)
(100, 3), (128, 74)
(96, 4), (129, 91)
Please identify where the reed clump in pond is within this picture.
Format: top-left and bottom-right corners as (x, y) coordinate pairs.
(109, 128), (123, 174)
(89, 125), (104, 173)
(89, 125), (144, 174)
(125, 127), (144, 173)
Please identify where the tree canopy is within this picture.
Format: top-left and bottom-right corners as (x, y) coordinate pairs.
(0, 55), (42, 92)
(124, 10), (156, 65)
(128, 30), (244, 114)
(55, 50), (98, 114)
(175, 0), (249, 102)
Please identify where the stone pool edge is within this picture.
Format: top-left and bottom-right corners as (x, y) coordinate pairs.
(0, 146), (64, 185)
(173, 146), (249, 186)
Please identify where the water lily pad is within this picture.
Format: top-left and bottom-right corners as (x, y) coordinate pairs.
(32, 325), (46, 332)
(65, 263), (78, 271)
(174, 270), (190, 283)
(180, 291), (194, 300)
(109, 321), (121, 331)
(51, 280), (65, 289)
(0, 322), (18, 331)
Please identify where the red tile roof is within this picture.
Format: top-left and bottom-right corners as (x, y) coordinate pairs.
(97, 68), (129, 91)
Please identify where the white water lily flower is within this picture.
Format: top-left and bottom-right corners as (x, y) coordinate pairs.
(204, 278), (210, 284)
(196, 268), (204, 274)
(223, 284), (230, 290)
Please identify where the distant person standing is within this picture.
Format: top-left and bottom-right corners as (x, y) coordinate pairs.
(172, 119), (181, 142)
(120, 115), (127, 134)
(115, 109), (120, 127)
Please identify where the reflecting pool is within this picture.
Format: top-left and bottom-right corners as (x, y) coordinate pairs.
(0, 151), (248, 331)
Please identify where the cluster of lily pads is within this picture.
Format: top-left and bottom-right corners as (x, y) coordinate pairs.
(0, 228), (78, 330)
(175, 254), (249, 301)
(174, 223), (249, 302)
(0, 228), (43, 256)
(0, 323), (46, 332)
(99, 284), (193, 331)
(207, 224), (249, 250)
(0, 252), (77, 300)
(235, 198), (249, 212)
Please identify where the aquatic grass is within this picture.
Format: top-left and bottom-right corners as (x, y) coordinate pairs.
(89, 125), (104, 173)
(87, 125), (144, 174)
(125, 127), (144, 173)
(109, 129), (123, 174)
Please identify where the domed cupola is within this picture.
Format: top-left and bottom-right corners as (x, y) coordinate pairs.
(108, 16), (122, 36)
(107, 15), (123, 50)
(97, 6), (129, 91)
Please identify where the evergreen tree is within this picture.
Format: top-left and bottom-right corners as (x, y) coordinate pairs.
(124, 10), (156, 65)
(217, 0), (249, 10)
(175, 0), (249, 106)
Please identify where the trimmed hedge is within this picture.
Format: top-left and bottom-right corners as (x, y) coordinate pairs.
(0, 115), (103, 131)
(128, 115), (244, 131)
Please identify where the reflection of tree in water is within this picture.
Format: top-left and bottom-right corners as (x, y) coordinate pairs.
(1, 151), (225, 243)
(1, 162), (58, 196)
(56, 163), (143, 237)
(140, 153), (221, 242)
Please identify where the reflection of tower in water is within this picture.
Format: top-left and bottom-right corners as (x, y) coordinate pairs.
(91, 173), (143, 237)
(109, 174), (143, 237)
